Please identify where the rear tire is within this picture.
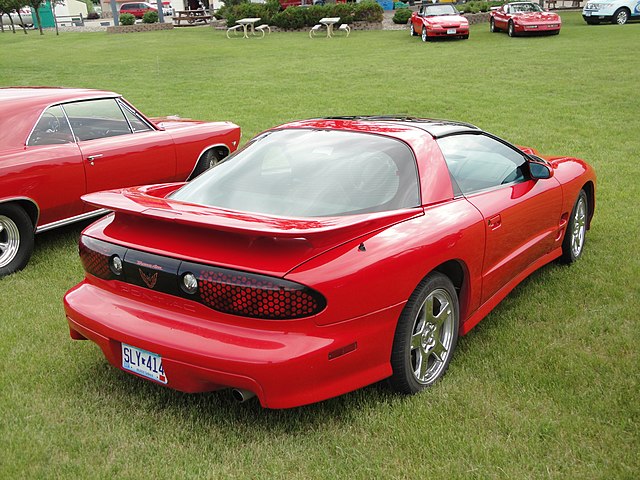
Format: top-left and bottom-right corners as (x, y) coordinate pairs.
(0, 204), (34, 278)
(389, 272), (459, 394)
(192, 149), (224, 177)
(410, 23), (417, 36)
(560, 190), (588, 264)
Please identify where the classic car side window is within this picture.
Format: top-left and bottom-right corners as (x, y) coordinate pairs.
(437, 134), (527, 195)
(27, 105), (74, 146)
(119, 101), (153, 133)
(62, 99), (133, 142)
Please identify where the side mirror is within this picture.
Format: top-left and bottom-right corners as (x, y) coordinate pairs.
(529, 162), (553, 179)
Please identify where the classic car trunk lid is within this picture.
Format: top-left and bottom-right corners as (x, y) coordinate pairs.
(82, 184), (423, 277)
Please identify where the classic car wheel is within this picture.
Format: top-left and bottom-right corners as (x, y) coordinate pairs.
(192, 149), (222, 177)
(612, 8), (629, 24)
(410, 23), (416, 36)
(389, 272), (459, 394)
(490, 18), (498, 32)
(508, 21), (516, 37)
(0, 204), (34, 278)
(560, 190), (588, 264)
(421, 26), (428, 42)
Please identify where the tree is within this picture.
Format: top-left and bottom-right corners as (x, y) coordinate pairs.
(0, 0), (30, 34)
(24, 0), (44, 34)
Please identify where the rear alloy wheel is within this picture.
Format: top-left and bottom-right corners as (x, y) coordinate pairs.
(508, 20), (516, 37)
(560, 189), (588, 264)
(490, 18), (498, 32)
(612, 8), (629, 25)
(421, 26), (428, 42)
(0, 204), (34, 278)
(389, 272), (459, 394)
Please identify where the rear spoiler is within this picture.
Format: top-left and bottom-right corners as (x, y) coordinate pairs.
(82, 184), (424, 242)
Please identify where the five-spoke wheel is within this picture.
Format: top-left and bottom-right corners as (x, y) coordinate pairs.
(561, 189), (589, 264)
(389, 272), (459, 393)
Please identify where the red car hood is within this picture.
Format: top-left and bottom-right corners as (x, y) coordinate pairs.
(82, 184), (424, 277)
(515, 12), (559, 22)
(425, 14), (466, 25)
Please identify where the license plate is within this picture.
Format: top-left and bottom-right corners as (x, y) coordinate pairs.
(585, 11), (591, 16)
(447, 28), (456, 34)
(122, 343), (167, 384)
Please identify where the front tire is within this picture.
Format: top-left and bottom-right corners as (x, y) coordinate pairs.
(612, 8), (629, 25)
(560, 189), (588, 264)
(410, 23), (416, 36)
(421, 26), (428, 42)
(0, 204), (34, 278)
(508, 20), (516, 37)
(389, 272), (459, 394)
(490, 18), (498, 32)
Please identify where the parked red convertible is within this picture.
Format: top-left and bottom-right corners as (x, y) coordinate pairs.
(0, 87), (241, 278)
(410, 3), (469, 41)
(490, 2), (562, 36)
(64, 117), (595, 408)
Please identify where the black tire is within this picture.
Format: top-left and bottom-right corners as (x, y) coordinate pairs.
(612, 8), (629, 25)
(508, 20), (516, 37)
(461, 34), (469, 39)
(192, 149), (222, 177)
(410, 23), (416, 36)
(0, 204), (34, 278)
(560, 189), (588, 264)
(421, 26), (428, 42)
(490, 18), (498, 32)
(389, 272), (459, 394)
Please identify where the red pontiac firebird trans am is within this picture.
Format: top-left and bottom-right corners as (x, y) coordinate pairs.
(410, 3), (469, 41)
(0, 87), (241, 278)
(490, 2), (562, 36)
(64, 116), (596, 408)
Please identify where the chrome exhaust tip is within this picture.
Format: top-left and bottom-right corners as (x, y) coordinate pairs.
(231, 388), (256, 403)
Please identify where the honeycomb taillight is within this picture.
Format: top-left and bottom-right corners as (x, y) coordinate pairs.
(79, 236), (126, 280)
(188, 266), (326, 320)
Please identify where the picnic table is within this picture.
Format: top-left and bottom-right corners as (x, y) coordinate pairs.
(309, 18), (350, 38)
(227, 17), (269, 38)
(173, 10), (212, 27)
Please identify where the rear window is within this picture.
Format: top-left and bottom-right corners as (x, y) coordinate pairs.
(171, 129), (420, 217)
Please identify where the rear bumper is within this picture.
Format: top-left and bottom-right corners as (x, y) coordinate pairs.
(64, 279), (401, 408)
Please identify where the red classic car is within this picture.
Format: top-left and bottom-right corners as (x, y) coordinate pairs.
(119, 2), (157, 19)
(0, 87), (241, 278)
(490, 2), (562, 36)
(410, 3), (469, 41)
(64, 116), (595, 408)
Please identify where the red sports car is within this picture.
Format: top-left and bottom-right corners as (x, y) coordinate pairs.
(490, 2), (562, 37)
(0, 87), (241, 278)
(64, 117), (596, 408)
(410, 3), (469, 41)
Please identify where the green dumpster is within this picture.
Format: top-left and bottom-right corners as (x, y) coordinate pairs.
(32, 1), (56, 28)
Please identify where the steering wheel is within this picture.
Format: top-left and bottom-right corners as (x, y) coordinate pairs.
(42, 112), (60, 134)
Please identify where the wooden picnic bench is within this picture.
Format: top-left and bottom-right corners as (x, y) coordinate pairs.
(173, 10), (212, 27)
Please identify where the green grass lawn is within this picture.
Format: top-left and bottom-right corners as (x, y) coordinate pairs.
(1, 12), (638, 478)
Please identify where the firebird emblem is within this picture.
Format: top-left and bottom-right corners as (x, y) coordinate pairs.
(139, 269), (158, 289)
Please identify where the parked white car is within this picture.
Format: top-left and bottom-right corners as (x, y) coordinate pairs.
(583, 0), (640, 24)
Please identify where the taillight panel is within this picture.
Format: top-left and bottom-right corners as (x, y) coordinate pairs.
(78, 235), (326, 320)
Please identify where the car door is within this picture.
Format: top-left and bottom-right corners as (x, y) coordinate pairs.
(437, 133), (561, 303)
(23, 104), (86, 226)
(494, 6), (508, 28)
(62, 98), (176, 208)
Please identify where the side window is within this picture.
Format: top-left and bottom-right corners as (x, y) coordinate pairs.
(437, 134), (528, 195)
(27, 105), (74, 146)
(119, 101), (153, 133)
(63, 99), (133, 142)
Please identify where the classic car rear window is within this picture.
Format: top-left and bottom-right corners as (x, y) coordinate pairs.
(172, 129), (420, 217)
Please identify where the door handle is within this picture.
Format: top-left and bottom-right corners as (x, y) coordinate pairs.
(487, 214), (502, 230)
(87, 154), (103, 166)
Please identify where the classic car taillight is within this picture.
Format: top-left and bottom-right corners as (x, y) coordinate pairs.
(184, 264), (326, 320)
(79, 236), (126, 280)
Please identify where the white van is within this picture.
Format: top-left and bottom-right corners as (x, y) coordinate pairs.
(583, 0), (640, 24)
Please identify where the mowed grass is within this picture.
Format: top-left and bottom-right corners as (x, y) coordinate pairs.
(0, 12), (638, 478)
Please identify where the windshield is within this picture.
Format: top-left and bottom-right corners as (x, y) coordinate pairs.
(424, 4), (457, 16)
(510, 3), (543, 13)
(171, 129), (420, 217)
